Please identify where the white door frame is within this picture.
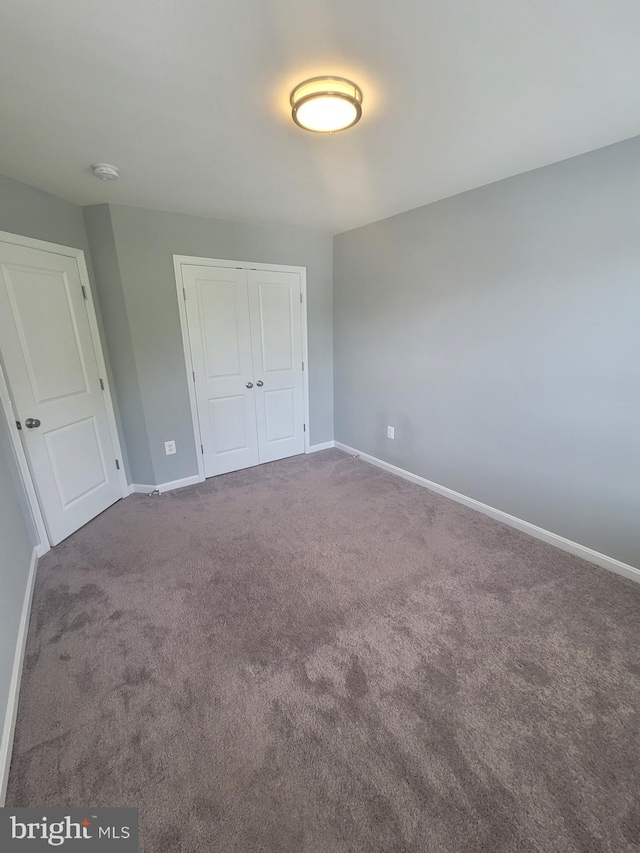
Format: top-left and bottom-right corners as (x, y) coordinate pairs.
(0, 230), (129, 555)
(173, 255), (311, 483)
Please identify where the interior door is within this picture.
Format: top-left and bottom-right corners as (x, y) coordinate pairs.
(183, 265), (260, 477)
(248, 270), (305, 463)
(0, 240), (122, 545)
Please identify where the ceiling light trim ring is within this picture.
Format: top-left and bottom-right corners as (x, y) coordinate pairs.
(289, 76), (363, 108)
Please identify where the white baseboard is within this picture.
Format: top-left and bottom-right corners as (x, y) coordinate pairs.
(307, 441), (335, 453)
(130, 483), (154, 494)
(0, 546), (39, 806)
(334, 442), (640, 585)
(129, 474), (202, 495)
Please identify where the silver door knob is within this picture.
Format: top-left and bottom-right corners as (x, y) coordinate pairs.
(256, 380), (264, 387)
(25, 418), (41, 429)
(246, 382), (253, 389)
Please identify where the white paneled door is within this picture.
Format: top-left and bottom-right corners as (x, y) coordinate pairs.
(0, 239), (123, 545)
(182, 264), (305, 478)
(248, 270), (305, 464)
(182, 265), (260, 477)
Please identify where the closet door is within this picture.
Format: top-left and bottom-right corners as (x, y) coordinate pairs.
(183, 265), (259, 476)
(248, 270), (305, 463)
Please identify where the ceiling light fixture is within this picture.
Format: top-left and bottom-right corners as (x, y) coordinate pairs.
(91, 163), (119, 181)
(290, 76), (363, 133)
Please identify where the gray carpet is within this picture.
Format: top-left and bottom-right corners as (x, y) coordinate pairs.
(7, 449), (640, 852)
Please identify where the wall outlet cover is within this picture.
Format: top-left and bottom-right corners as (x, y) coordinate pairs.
(164, 440), (177, 455)
(387, 426), (395, 439)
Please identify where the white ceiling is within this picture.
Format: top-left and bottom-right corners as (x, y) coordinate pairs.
(2, 0), (640, 234)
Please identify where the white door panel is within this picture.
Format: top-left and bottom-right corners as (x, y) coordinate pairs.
(264, 389), (296, 442)
(183, 265), (259, 477)
(248, 270), (305, 463)
(6, 265), (90, 402)
(44, 416), (108, 507)
(257, 284), (295, 372)
(0, 241), (121, 545)
(209, 395), (252, 454)
(199, 281), (243, 378)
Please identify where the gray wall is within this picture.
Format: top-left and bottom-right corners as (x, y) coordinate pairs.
(0, 175), (94, 253)
(334, 136), (640, 568)
(0, 175), (102, 777)
(91, 204), (333, 485)
(82, 206), (145, 483)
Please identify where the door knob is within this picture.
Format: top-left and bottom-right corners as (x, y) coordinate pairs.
(256, 380), (264, 387)
(25, 418), (41, 429)
(246, 382), (253, 389)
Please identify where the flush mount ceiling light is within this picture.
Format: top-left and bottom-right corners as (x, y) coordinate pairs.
(290, 76), (363, 133)
(91, 163), (119, 181)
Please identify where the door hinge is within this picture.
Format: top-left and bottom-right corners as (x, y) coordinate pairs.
(16, 420), (22, 430)
(183, 287), (186, 301)
(81, 285), (88, 300)
(201, 444), (204, 454)
(115, 459), (120, 470)
(193, 370), (196, 382)
(303, 424), (306, 432)
(302, 361), (304, 371)
(300, 292), (303, 304)
(99, 378), (105, 390)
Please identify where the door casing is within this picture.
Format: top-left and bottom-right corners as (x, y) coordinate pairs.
(0, 230), (129, 555)
(173, 255), (311, 482)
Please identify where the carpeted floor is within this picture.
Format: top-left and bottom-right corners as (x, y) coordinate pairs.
(7, 449), (640, 852)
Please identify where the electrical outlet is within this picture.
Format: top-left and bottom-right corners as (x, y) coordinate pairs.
(387, 426), (395, 439)
(164, 440), (176, 455)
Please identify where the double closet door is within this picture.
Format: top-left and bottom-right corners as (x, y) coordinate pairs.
(182, 265), (305, 477)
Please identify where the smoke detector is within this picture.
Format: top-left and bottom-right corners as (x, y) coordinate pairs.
(91, 163), (119, 181)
